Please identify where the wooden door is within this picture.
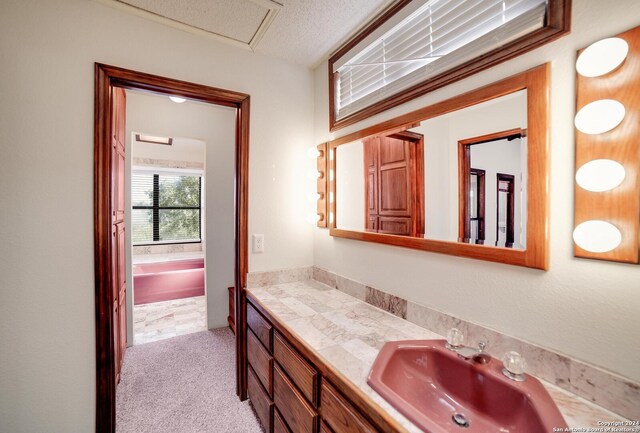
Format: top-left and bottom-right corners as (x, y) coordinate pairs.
(363, 132), (424, 237)
(111, 87), (126, 381)
(113, 300), (120, 383)
(364, 138), (378, 231)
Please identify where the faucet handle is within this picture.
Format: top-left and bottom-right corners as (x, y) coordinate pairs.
(446, 328), (464, 349)
(478, 341), (487, 352)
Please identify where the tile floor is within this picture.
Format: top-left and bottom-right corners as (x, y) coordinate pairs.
(133, 296), (207, 345)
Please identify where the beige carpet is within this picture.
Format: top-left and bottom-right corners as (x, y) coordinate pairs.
(116, 328), (263, 433)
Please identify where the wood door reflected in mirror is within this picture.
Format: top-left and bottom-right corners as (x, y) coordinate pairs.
(330, 65), (549, 270)
(336, 91), (527, 248)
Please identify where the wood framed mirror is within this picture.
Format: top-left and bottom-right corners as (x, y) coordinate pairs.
(329, 64), (550, 270)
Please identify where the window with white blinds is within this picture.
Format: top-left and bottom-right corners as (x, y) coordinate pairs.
(333, 0), (548, 121)
(131, 172), (202, 244)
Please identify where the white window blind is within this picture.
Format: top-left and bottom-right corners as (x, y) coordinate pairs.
(334, 0), (547, 120)
(131, 172), (202, 244)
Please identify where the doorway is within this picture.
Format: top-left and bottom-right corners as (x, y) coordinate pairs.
(130, 131), (208, 345)
(458, 128), (524, 247)
(94, 64), (250, 433)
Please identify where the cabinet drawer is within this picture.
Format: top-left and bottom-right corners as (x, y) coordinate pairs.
(320, 381), (376, 433)
(248, 302), (272, 351)
(274, 331), (318, 406)
(274, 364), (317, 433)
(248, 365), (273, 433)
(248, 329), (273, 396)
(274, 408), (291, 433)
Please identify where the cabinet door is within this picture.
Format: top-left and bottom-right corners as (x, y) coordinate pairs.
(113, 300), (121, 384)
(116, 223), (126, 296)
(118, 291), (127, 368)
(111, 87), (126, 222)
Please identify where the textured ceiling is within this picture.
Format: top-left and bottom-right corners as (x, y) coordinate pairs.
(113, 0), (395, 67)
(254, 0), (395, 67)
(118, 0), (270, 44)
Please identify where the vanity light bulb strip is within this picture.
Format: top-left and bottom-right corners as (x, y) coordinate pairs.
(316, 142), (329, 228)
(573, 27), (639, 262)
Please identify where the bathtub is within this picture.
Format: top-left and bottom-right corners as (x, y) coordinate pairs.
(133, 258), (205, 305)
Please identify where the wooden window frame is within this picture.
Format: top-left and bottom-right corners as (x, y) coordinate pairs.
(94, 63), (250, 433)
(131, 173), (202, 244)
(328, 0), (570, 132)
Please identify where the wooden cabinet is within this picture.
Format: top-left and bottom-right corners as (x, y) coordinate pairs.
(246, 298), (400, 433)
(274, 331), (318, 407)
(321, 382), (377, 433)
(273, 364), (318, 433)
(247, 302), (272, 351)
(274, 409), (292, 433)
(248, 365), (273, 432)
(248, 329), (273, 396)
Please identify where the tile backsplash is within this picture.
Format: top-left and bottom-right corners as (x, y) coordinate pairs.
(311, 266), (639, 420)
(132, 243), (202, 255)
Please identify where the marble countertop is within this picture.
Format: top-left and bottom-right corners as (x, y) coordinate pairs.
(247, 280), (629, 433)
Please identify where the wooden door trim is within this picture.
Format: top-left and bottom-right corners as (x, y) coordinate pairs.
(496, 173), (516, 247)
(94, 63), (250, 433)
(457, 128), (524, 242)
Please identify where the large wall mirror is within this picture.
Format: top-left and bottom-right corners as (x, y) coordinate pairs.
(329, 64), (550, 270)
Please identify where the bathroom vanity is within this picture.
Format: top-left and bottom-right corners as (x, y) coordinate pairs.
(246, 280), (629, 433)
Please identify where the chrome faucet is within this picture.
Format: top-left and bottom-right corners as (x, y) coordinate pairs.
(455, 341), (491, 364)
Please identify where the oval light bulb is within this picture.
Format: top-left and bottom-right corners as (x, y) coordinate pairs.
(169, 96), (186, 103)
(573, 220), (622, 253)
(575, 99), (625, 135)
(576, 159), (625, 192)
(576, 37), (629, 77)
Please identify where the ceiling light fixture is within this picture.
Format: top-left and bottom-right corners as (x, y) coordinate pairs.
(135, 134), (173, 145)
(169, 96), (186, 103)
(576, 37), (629, 77)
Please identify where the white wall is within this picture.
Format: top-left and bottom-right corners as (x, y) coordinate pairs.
(0, 0), (314, 431)
(313, 0), (640, 383)
(126, 90), (235, 333)
(408, 91), (527, 243)
(470, 138), (524, 247)
(336, 142), (365, 231)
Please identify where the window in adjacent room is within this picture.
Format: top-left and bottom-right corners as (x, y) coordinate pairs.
(329, 0), (570, 130)
(132, 171), (202, 244)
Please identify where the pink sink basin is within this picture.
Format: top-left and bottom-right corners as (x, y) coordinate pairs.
(367, 340), (567, 433)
